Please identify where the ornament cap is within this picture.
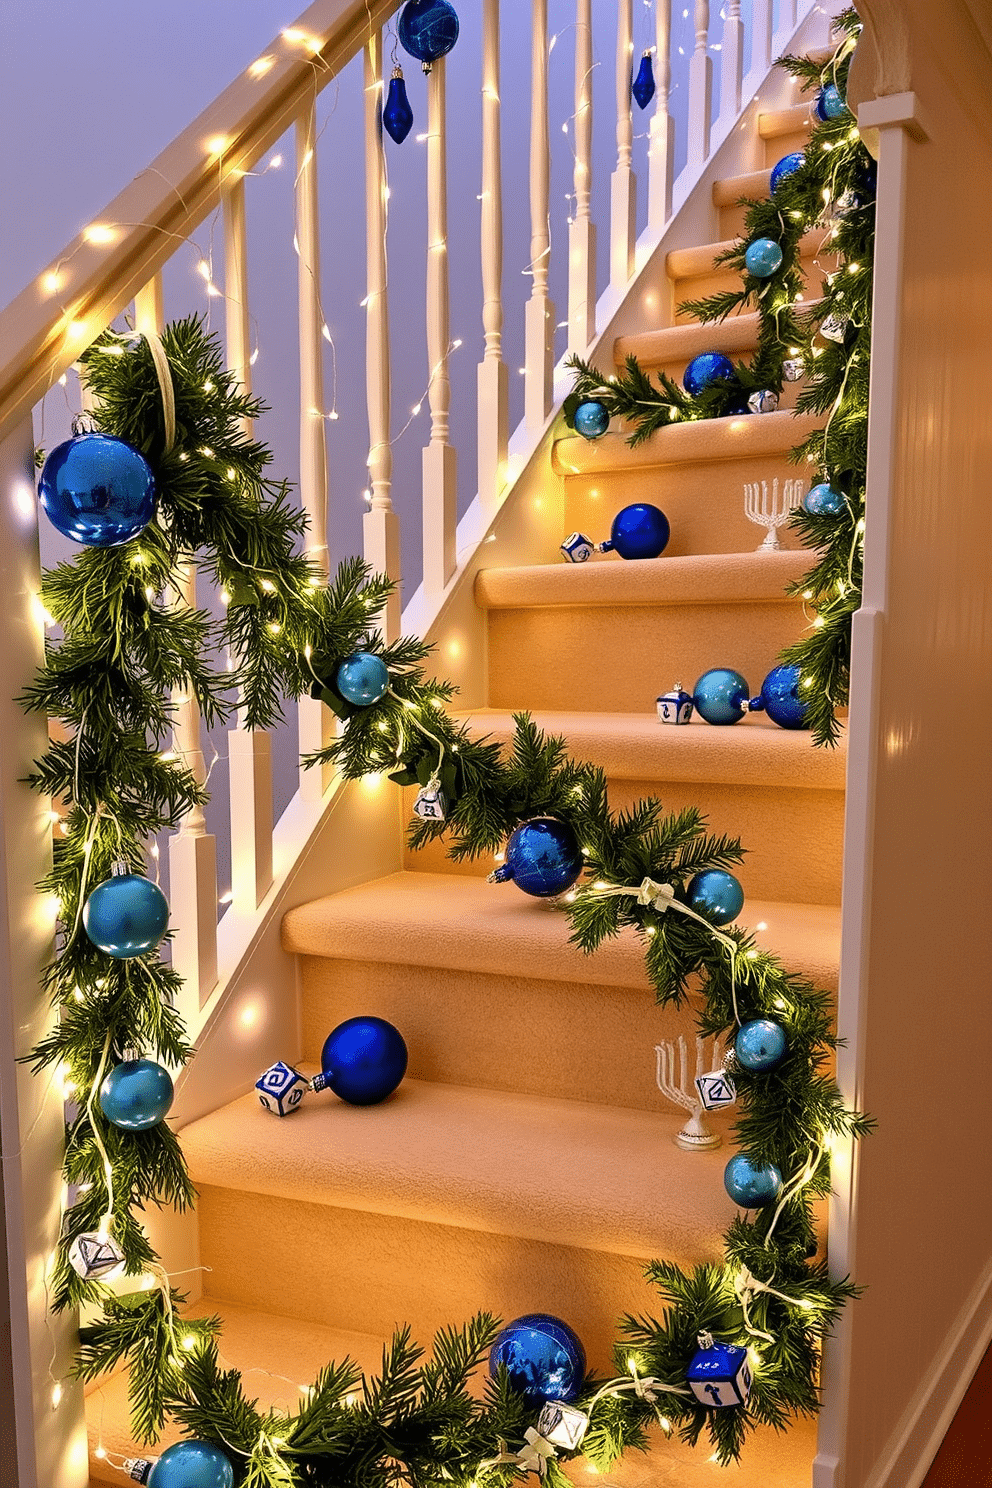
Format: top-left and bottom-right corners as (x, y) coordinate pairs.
(596, 539), (614, 554)
(111, 859), (129, 877)
(697, 1330), (715, 1349)
(123, 1461), (154, 1485)
(392, 64), (404, 77)
(310, 1071), (332, 1093)
(487, 864), (513, 885)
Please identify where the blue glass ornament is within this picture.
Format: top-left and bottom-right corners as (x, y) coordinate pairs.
(38, 432), (155, 548)
(692, 668), (749, 726)
(815, 83), (847, 121)
(573, 399), (610, 440)
(99, 1059), (175, 1130)
(683, 352), (734, 397)
(631, 52), (655, 109)
(734, 1018), (787, 1071)
(489, 1314), (586, 1405)
(724, 1154), (782, 1208)
(383, 67), (414, 143)
(398, 0), (459, 71)
(336, 652), (389, 706)
(804, 482), (846, 517)
(83, 870), (169, 959)
(148, 1442), (234, 1488)
(686, 869), (744, 927)
(749, 664), (809, 730)
(490, 818), (583, 898)
(769, 151), (805, 193)
(744, 238), (784, 278)
(600, 503), (670, 560)
(313, 1016), (408, 1105)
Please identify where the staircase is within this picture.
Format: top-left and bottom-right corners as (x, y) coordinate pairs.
(83, 85), (844, 1487)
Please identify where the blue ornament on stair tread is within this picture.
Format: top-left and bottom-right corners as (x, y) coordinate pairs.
(336, 652), (389, 706)
(749, 664), (809, 730)
(803, 482), (846, 517)
(313, 1016), (408, 1105)
(769, 151), (805, 192)
(38, 432), (156, 548)
(686, 869), (744, 927)
(489, 818), (583, 898)
(489, 1313), (586, 1405)
(83, 869), (169, 958)
(148, 1442), (234, 1488)
(600, 503), (670, 560)
(724, 1153), (783, 1208)
(692, 668), (750, 726)
(383, 67), (414, 143)
(398, 0), (459, 71)
(683, 352), (734, 397)
(631, 52), (656, 109)
(735, 1018), (787, 1071)
(100, 1059), (175, 1130)
(815, 82), (847, 121)
(572, 399), (610, 440)
(744, 237), (784, 278)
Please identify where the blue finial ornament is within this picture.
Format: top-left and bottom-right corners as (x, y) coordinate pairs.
(631, 52), (655, 109)
(398, 0), (459, 72)
(383, 66), (414, 143)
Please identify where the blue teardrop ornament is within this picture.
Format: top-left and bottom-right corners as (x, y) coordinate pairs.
(631, 52), (655, 110)
(383, 68), (414, 143)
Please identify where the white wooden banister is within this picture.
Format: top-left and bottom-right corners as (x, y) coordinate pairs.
(568, 0), (596, 351)
(649, 0), (674, 227)
(525, 0), (554, 429)
(720, 0), (744, 121)
(477, 0), (508, 517)
(688, 0), (713, 168)
(611, 0), (636, 289)
(422, 59), (457, 597)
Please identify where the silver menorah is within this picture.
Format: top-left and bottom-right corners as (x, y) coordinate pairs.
(655, 1035), (725, 1151)
(744, 477), (803, 551)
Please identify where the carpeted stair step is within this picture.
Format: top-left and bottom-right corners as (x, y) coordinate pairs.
(713, 166), (772, 239)
(669, 229), (829, 322)
(758, 99), (814, 162)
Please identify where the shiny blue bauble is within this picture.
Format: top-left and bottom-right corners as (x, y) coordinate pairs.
(336, 652), (389, 706)
(754, 664), (809, 730)
(769, 152), (805, 192)
(744, 238), (784, 278)
(148, 1442), (234, 1488)
(83, 873), (169, 959)
(601, 503), (670, 560)
(735, 1018), (787, 1071)
(724, 1154), (783, 1208)
(398, 0), (459, 68)
(38, 432), (155, 548)
(686, 869), (745, 927)
(489, 1313), (586, 1405)
(815, 83), (847, 121)
(692, 668), (750, 726)
(494, 818), (583, 898)
(383, 69), (414, 143)
(320, 1016), (408, 1105)
(631, 52), (656, 110)
(573, 399), (610, 440)
(683, 352), (734, 397)
(804, 482), (846, 517)
(99, 1059), (175, 1130)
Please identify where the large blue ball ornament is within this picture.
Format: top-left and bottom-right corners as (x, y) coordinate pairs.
(734, 1019), (787, 1071)
(489, 1313), (586, 1405)
(398, 0), (459, 70)
(804, 483), (846, 517)
(83, 872), (169, 959)
(815, 83), (847, 121)
(99, 1059), (175, 1130)
(148, 1441), (234, 1488)
(318, 1016), (408, 1105)
(38, 432), (155, 548)
(686, 869), (745, 927)
(383, 67), (415, 144)
(692, 668), (750, 726)
(336, 652), (389, 706)
(769, 152), (805, 192)
(600, 503), (670, 560)
(724, 1154), (783, 1208)
(683, 352), (734, 397)
(752, 664), (809, 730)
(573, 399), (610, 440)
(491, 818), (583, 898)
(744, 238), (784, 278)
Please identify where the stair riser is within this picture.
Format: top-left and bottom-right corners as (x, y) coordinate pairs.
(486, 599), (808, 713)
(673, 254), (825, 323)
(765, 129), (812, 168)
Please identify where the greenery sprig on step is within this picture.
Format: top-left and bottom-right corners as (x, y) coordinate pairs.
(566, 10), (870, 746)
(25, 318), (867, 1477)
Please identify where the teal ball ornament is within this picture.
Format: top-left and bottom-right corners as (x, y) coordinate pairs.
(38, 432), (155, 548)
(683, 352), (734, 397)
(99, 1059), (175, 1130)
(692, 668), (750, 726)
(686, 869), (744, 926)
(770, 152), (805, 192)
(600, 503), (669, 560)
(148, 1441), (234, 1488)
(490, 818), (583, 898)
(315, 1016), (408, 1105)
(398, 0), (459, 70)
(573, 399), (610, 440)
(752, 664), (809, 730)
(816, 82), (847, 120)
(744, 238), (784, 278)
(724, 1154), (782, 1208)
(804, 483), (846, 517)
(383, 67), (414, 143)
(336, 652), (389, 706)
(489, 1313), (586, 1405)
(734, 1019), (787, 1071)
(83, 871), (169, 959)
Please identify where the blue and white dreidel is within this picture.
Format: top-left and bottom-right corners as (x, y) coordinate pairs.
(695, 1065), (737, 1112)
(687, 1331), (752, 1409)
(657, 683), (694, 725)
(560, 531), (596, 564)
(255, 1061), (309, 1117)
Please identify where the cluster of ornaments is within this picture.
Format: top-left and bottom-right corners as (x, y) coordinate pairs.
(682, 353), (779, 417)
(382, 0), (460, 142)
(658, 665), (810, 731)
(561, 503), (670, 563)
(256, 1016), (408, 1116)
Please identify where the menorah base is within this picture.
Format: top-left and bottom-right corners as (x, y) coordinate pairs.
(675, 1126), (722, 1151)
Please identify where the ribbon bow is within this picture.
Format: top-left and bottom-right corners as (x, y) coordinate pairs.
(478, 1429), (557, 1480)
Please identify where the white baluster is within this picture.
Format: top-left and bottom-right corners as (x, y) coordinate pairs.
(295, 101), (334, 800)
(687, 0), (712, 167)
(364, 33), (400, 639)
(477, 0), (508, 516)
(525, 0), (555, 429)
(422, 59), (457, 597)
(720, 0), (744, 120)
(611, 0), (636, 288)
(223, 178), (274, 913)
(752, 0), (773, 75)
(780, 0), (798, 35)
(648, 0), (674, 227)
(568, 0), (596, 351)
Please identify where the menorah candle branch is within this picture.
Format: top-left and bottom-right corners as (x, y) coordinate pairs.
(744, 478), (804, 551)
(655, 1035), (725, 1150)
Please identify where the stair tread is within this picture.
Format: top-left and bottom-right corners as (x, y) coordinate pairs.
(283, 871), (841, 991)
(456, 709), (846, 790)
(615, 310), (762, 367)
(475, 548), (810, 610)
(758, 100), (814, 138)
(551, 409), (822, 475)
(712, 166), (772, 205)
(668, 228), (823, 281)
